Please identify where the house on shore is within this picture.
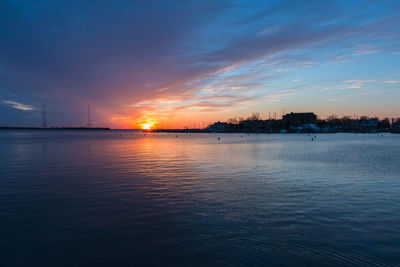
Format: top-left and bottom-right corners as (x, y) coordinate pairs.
(282, 112), (317, 131)
(392, 119), (400, 133)
(207, 121), (229, 133)
(360, 120), (378, 133)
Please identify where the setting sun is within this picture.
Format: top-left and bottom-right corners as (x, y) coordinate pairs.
(141, 123), (153, 130)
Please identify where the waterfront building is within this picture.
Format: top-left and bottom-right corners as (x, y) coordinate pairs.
(360, 120), (378, 133)
(207, 121), (229, 133)
(263, 119), (283, 133)
(282, 112), (317, 126)
(392, 120), (400, 133)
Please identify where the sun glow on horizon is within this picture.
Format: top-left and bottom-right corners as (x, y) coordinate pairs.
(141, 123), (153, 130)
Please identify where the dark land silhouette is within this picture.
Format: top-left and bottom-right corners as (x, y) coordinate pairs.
(149, 112), (400, 134)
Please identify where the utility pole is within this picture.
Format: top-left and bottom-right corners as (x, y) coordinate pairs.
(87, 105), (92, 128)
(41, 104), (47, 128)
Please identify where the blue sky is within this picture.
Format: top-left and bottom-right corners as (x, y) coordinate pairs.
(0, 0), (399, 128)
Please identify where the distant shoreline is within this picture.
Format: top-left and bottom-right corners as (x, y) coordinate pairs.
(1, 127), (398, 133)
(145, 129), (400, 134)
(0, 127), (111, 130)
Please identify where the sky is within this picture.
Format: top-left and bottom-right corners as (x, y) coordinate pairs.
(1, 0), (400, 129)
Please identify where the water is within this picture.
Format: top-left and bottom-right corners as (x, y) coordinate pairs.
(1, 131), (399, 266)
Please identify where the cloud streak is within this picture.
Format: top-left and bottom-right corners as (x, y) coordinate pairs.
(3, 100), (34, 111)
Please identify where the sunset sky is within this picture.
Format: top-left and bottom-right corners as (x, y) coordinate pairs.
(1, 0), (400, 129)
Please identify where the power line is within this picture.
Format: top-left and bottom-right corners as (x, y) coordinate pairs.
(87, 105), (92, 128)
(41, 104), (47, 128)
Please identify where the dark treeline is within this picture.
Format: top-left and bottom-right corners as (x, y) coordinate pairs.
(148, 112), (400, 134)
(206, 112), (400, 133)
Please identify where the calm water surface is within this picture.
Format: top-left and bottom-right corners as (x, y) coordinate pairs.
(1, 131), (399, 266)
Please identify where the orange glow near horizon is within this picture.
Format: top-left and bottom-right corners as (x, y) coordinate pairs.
(141, 123), (153, 130)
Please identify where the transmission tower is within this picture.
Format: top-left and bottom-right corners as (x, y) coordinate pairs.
(87, 105), (92, 128)
(41, 104), (47, 128)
